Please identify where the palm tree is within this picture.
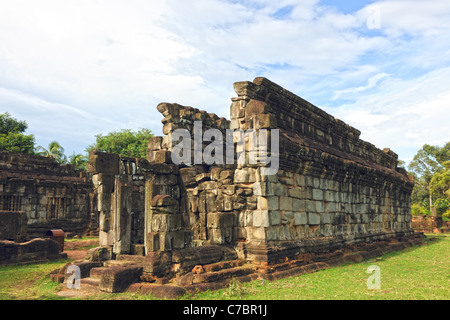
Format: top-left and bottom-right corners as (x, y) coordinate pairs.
(36, 141), (67, 164)
(69, 153), (88, 171)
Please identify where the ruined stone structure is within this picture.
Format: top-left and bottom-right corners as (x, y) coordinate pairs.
(412, 215), (450, 234)
(0, 151), (95, 238)
(76, 77), (422, 297)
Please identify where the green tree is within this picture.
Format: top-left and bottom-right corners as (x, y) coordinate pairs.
(435, 142), (450, 164)
(409, 143), (450, 216)
(430, 161), (450, 198)
(36, 141), (67, 164)
(429, 160), (450, 216)
(69, 153), (88, 171)
(86, 128), (153, 158)
(0, 112), (36, 154)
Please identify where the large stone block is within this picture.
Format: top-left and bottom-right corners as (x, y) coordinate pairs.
(234, 168), (256, 183)
(151, 214), (182, 232)
(208, 228), (233, 244)
(252, 210), (270, 227)
(308, 212), (321, 225)
(279, 197), (293, 210)
(253, 182), (273, 196)
(257, 196), (278, 210)
(269, 211), (281, 225)
(85, 246), (113, 262)
(143, 251), (172, 275)
(171, 245), (237, 272)
(292, 198), (306, 211)
(207, 212), (235, 229)
(288, 187), (304, 199)
(87, 151), (119, 175)
(294, 212), (308, 225)
(0, 211), (28, 241)
(246, 99), (269, 115)
(312, 189), (323, 201)
(253, 113), (277, 129)
(179, 167), (198, 187)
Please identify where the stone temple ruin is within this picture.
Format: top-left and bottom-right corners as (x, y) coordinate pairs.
(44, 77), (424, 297)
(0, 152), (94, 265)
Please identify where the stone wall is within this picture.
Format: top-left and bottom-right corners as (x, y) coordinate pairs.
(0, 211), (28, 241)
(0, 151), (94, 238)
(88, 152), (189, 256)
(229, 77), (415, 262)
(89, 77), (416, 265)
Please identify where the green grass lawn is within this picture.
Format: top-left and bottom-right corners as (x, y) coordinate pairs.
(0, 234), (448, 300)
(189, 234), (450, 300)
(0, 258), (68, 300)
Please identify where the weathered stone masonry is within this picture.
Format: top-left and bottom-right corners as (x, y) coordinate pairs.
(0, 151), (94, 238)
(89, 77), (418, 272)
(230, 77), (415, 262)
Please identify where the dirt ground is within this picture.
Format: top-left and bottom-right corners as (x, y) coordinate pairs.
(63, 239), (99, 260)
(55, 238), (100, 298)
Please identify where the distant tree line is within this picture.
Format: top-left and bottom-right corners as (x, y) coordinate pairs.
(0, 112), (153, 171)
(408, 142), (450, 220)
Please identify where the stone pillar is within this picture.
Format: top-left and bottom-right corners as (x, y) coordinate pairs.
(88, 152), (119, 247)
(112, 177), (132, 255)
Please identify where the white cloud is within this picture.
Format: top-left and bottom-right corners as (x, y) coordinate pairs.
(0, 0), (448, 163)
(360, 0), (450, 37)
(324, 67), (450, 163)
(332, 72), (390, 100)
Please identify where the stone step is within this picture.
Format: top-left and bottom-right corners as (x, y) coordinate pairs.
(103, 259), (141, 267)
(90, 267), (109, 279)
(116, 254), (146, 264)
(98, 265), (144, 293)
(80, 277), (100, 292)
(202, 259), (245, 273)
(255, 259), (306, 274)
(192, 265), (255, 284)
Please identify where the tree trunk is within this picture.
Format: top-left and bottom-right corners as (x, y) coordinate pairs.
(429, 191), (437, 217)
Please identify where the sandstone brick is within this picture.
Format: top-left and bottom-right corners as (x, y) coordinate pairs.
(253, 114), (277, 129)
(246, 100), (269, 115)
(269, 211), (281, 225)
(234, 168), (256, 183)
(292, 198), (305, 211)
(281, 211), (294, 225)
(207, 212), (235, 228)
(273, 183), (287, 196)
(294, 212), (308, 225)
(309, 212), (321, 225)
(288, 187), (304, 199)
(279, 197), (293, 211)
(253, 182), (273, 196)
(253, 210), (270, 227)
(312, 189), (323, 201)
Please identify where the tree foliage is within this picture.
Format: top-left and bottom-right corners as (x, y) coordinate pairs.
(0, 112), (36, 154)
(86, 128), (153, 158)
(36, 141), (67, 164)
(430, 161), (450, 199)
(409, 142), (450, 216)
(69, 153), (88, 171)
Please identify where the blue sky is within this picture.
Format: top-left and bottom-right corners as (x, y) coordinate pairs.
(0, 0), (449, 164)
